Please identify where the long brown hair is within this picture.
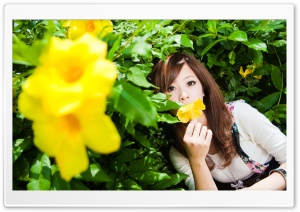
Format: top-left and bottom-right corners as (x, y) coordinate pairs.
(149, 52), (237, 169)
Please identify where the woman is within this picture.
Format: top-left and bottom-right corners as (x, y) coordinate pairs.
(149, 52), (287, 190)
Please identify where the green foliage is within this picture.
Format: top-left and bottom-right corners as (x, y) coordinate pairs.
(12, 19), (286, 190)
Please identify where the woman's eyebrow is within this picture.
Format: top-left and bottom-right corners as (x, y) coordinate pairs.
(184, 76), (196, 80)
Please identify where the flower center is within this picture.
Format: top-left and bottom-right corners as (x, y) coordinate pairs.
(85, 21), (96, 33)
(64, 67), (83, 83)
(61, 114), (81, 134)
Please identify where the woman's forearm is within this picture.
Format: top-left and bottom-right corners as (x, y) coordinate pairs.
(189, 159), (218, 190)
(243, 162), (287, 190)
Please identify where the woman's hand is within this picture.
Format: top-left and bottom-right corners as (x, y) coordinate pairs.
(183, 119), (213, 163)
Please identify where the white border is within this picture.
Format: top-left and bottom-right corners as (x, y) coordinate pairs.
(3, 3), (294, 208)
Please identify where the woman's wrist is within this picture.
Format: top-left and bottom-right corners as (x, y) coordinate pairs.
(188, 157), (207, 168)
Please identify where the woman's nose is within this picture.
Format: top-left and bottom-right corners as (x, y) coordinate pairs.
(180, 91), (189, 101)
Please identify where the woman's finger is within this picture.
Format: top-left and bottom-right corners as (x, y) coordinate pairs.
(185, 119), (197, 137)
(205, 129), (213, 144)
(199, 125), (207, 141)
(192, 122), (202, 138)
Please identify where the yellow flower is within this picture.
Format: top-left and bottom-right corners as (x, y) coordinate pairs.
(20, 34), (115, 117)
(63, 20), (113, 40)
(176, 99), (206, 123)
(253, 75), (262, 79)
(239, 66), (253, 78)
(31, 99), (121, 181)
(239, 66), (262, 79)
(18, 33), (120, 181)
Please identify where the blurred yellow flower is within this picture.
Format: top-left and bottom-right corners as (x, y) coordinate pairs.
(18, 33), (120, 181)
(239, 66), (262, 79)
(239, 66), (252, 78)
(21, 34), (114, 117)
(176, 99), (206, 123)
(63, 20), (113, 40)
(253, 75), (262, 79)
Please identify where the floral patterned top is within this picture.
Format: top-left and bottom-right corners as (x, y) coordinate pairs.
(226, 100), (269, 174)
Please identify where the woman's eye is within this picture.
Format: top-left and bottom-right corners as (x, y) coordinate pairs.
(167, 86), (175, 92)
(187, 81), (196, 86)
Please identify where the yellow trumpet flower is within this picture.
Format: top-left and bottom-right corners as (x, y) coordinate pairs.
(239, 66), (262, 79)
(176, 99), (206, 123)
(63, 20), (113, 40)
(18, 34), (120, 181)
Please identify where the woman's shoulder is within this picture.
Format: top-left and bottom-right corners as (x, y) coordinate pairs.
(224, 99), (258, 125)
(225, 99), (262, 117)
(225, 99), (248, 111)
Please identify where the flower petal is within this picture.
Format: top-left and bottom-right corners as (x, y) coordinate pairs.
(55, 135), (89, 181)
(32, 119), (64, 156)
(82, 60), (117, 97)
(18, 92), (51, 121)
(75, 96), (107, 116)
(254, 75), (262, 79)
(21, 71), (49, 99)
(74, 34), (107, 59)
(41, 82), (83, 116)
(81, 114), (121, 154)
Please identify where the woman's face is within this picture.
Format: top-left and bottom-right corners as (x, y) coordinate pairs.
(165, 63), (204, 104)
(165, 63), (207, 125)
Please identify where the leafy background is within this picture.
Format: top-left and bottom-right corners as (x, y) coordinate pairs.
(12, 20), (286, 190)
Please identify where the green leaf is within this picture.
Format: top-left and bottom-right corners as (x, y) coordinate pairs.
(13, 156), (30, 181)
(150, 92), (169, 101)
(110, 161), (127, 172)
(157, 113), (180, 124)
(272, 104), (286, 113)
(124, 179), (142, 190)
(228, 30), (248, 42)
(271, 66), (282, 91)
(236, 85), (247, 92)
(131, 36), (152, 57)
(244, 38), (267, 52)
(259, 92), (280, 111)
(50, 165), (71, 190)
(75, 162), (112, 183)
(217, 23), (233, 31)
(248, 49), (263, 66)
(112, 82), (157, 128)
(228, 50), (236, 65)
(27, 153), (52, 190)
(198, 33), (217, 39)
(70, 179), (90, 190)
(200, 38), (226, 58)
(152, 99), (183, 112)
(107, 34), (123, 61)
(247, 86), (261, 96)
(151, 173), (188, 190)
(250, 100), (264, 108)
(13, 138), (32, 162)
(253, 64), (274, 75)
(13, 34), (48, 66)
(129, 170), (171, 185)
(115, 149), (142, 163)
(127, 66), (156, 88)
(128, 156), (161, 172)
(271, 40), (286, 47)
(207, 20), (217, 34)
(180, 34), (194, 49)
(131, 130), (151, 149)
